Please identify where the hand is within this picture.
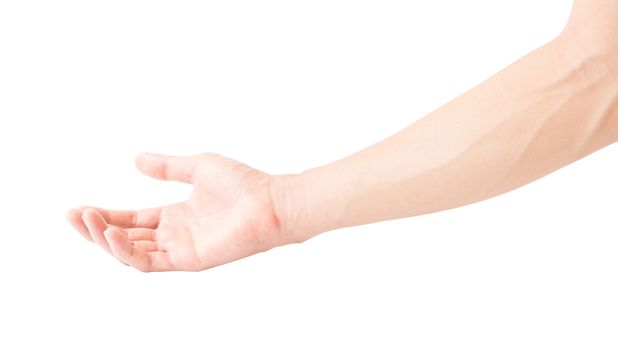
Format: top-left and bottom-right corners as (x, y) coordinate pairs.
(66, 152), (291, 272)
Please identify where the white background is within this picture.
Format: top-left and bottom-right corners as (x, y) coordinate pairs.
(1, 1), (616, 349)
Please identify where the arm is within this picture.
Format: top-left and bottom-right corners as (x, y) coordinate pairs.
(67, 1), (618, 271)
(274, 25), (618, 242)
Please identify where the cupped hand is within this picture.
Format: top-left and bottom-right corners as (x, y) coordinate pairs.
(66, 152), (291, 272)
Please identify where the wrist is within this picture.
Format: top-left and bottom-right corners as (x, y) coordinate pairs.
(269, 172), (316, 244)
(270, 166), (350, 244)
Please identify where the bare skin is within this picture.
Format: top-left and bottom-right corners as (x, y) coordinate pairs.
(67, 153), (285, 271)
(67, 1), (618, 272)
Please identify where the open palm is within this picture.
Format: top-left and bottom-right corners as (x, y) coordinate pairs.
(67, 153), (288, 272)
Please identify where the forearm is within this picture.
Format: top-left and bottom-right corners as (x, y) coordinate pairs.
(273, 34), (618, 242)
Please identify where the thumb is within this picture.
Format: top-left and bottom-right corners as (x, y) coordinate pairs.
(135, 153), (202, 183)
